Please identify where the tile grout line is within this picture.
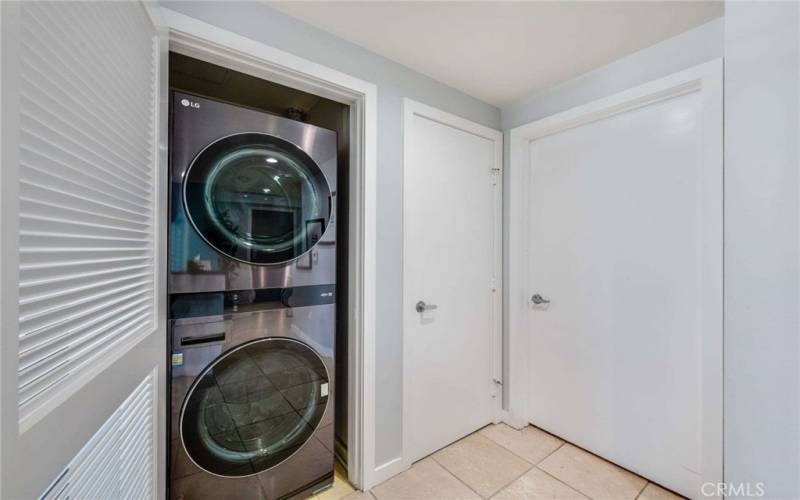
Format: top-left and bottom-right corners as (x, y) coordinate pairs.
(431, 429), (566, 499)
(529, 429), (657, 500)
(533, 451), (654, 500)
(465, 430), (539, 497)
(380, 425), (673, 500)
(443, 429), (579, 499)
(534, 438), (593, 500)
(535, 441), (566, 466)
(534, 465), (595, 500)
(534, 441), (598, 500)
(375, 425), (660, 500)
(542, 436), (648, 483)
(486, 462), (537, 500)
(477, 425), (572, 498)
(633, 481), (650, 500)
(478, 426), (565, 467)
(429, 453), (489, 499)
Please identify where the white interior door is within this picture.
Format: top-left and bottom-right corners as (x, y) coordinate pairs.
(524, 64), (722, 498)
(403, 100), (502, 464)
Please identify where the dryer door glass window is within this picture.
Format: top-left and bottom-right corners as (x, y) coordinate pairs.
(184, 133), (332, 265)
(180, 338), (329, 477)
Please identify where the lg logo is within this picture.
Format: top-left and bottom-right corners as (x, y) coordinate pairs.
(180, 98), (200, 109)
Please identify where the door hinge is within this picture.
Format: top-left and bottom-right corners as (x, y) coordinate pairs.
(490, 277), (497, 292)
(490, 167), (501, 185)
(491, 378), (503, 399)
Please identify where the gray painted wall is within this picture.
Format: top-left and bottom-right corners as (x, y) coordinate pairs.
(500, 17), (724, 130)
(724, 3), (799, 498)
(160, 0), (501, 468)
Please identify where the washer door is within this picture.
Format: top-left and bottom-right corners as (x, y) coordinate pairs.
(184, 133), (332, 265)
(180, 338), (329, 477)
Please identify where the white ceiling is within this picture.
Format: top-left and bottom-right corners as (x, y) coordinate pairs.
(267, 1), (723, 107)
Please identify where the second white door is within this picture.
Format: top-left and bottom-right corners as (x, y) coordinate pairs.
(403, 100), (502, 464)
(523, 63), (722, 498)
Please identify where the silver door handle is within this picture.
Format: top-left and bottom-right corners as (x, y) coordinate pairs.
(531, 294), (550, 305)
(416, 300), (438, 313)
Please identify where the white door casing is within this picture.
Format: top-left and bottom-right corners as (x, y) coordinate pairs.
(402, 99), (503, 466)
(160, 8), (380, 490)
(507, 60), (722, 499)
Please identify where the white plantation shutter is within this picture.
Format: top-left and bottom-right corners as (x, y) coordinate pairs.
(39, 372), (157, 500)
(16, 1), (159, 426)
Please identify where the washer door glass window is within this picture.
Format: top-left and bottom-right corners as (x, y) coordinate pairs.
(180, 338), (329, 476)
(184, 133), (332, 265)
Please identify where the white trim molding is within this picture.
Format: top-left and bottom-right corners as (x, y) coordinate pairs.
(507, 59), (723, 499)
(160, 8), (379, 490)
(401, 98), (504, 472)
(9, 0), (162, 435)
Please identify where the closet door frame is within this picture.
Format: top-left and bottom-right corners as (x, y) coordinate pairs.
(160, 8), (380, 490)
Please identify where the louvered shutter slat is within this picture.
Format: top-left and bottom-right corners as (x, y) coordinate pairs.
(20, 143), (152, 202)
(20, 182), (152, 225)
(20, 198), (152, 232)
(40, 374), (156, 499)
(17, 0), (158, 425)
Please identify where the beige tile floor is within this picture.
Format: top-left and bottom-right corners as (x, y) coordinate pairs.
(316, 423), (686, 500)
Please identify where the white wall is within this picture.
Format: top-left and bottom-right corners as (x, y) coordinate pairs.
(160, 0), (501, 469)
(723, 2), (800, 498)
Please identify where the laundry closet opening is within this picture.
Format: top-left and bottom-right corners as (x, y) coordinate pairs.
(167, 52), (351, 498)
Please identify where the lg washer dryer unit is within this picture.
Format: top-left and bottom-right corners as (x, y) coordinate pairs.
(169, 92), (338, 294)
(169, 288), (336, 500)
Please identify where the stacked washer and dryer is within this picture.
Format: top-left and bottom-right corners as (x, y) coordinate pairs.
(168, 92), (338, 499)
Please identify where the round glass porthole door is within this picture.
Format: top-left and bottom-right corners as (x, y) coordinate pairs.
(183, 133), (332, 265)
(180, 338), (329, 477)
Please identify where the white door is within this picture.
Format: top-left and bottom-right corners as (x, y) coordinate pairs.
(1, 2), (166, 498)
(403, 100), (502, 463)
(524, 64), (722, 498)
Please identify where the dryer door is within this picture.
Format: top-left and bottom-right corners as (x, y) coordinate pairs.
(184, 133), (332, 265)
(180, 338), (329, 477)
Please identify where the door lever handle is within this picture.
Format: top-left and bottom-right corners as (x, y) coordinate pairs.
(416, 300), (438, 313)
(530, 294), (550, 305)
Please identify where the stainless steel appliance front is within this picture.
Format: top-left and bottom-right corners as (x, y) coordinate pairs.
(170, 92), (338, 294)
(169, 289), (335, 499)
